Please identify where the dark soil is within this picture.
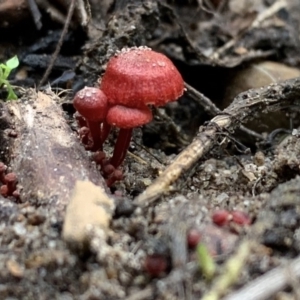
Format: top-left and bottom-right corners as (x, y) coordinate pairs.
(0, 0), (300, 299)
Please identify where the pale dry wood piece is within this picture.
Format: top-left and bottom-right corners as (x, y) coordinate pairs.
(134, 77), (300, 206)
(124, 287), (154, 300)
(223, 255), (300, 300)
(251, 0), (287, 28)
(62, 180), (115, 249)
(6, 90), (107, 216)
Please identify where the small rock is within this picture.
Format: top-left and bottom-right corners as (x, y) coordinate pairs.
(6, 260), (24, 278)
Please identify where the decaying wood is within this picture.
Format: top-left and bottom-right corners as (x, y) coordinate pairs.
(134, 77), (300, 207)
(2, 89), (107, 217)
(63, 180), (115, 251)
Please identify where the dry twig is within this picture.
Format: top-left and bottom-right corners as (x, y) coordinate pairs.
(185, 82), (264, 141)
(38, 0), (76, 89)
(28, 0), (42, 29)
(223, 255), (300, 300)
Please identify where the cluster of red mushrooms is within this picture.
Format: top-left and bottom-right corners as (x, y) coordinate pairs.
(73, 46), (184, 186)
(0, 162), (18, 198)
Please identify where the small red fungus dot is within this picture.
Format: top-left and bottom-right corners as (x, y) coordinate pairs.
(187, 228), (202, 249)
(102, 164), (115, 176)
(93, 151), (106, 165)
(4, 172), (17, 196)
(106, 169), (124, 187)
(0, 185), (8, 197)
(212, 210), (232, 226)
(231, 210), (251, 226)
(144, 254), (167, 277)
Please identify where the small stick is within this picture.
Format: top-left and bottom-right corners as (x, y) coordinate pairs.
(38, 0), (76, 89)
(27, 0), (42, 30)
(76, 0), (90, 26)
(251, 0), (287, 28)
(185, 82), (264, 140)
(223, 255), (300, 300)
(124, 287), (154, 300)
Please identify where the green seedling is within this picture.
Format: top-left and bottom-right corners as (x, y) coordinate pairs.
(0, 56), (19, 100)
(197, 243), (216, 280)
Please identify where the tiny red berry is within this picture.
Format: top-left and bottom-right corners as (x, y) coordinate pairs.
(231, 210), (251, 225)
(212, 210), (231, 226)
(187, 228), (202, 248)
(144, 254), (167, 277)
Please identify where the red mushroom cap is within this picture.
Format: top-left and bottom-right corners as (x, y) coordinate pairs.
(4, 172), (17, 184)
(100, 46), (184, 108)
(106, 105), (152, 128)
(73, 87), (108, 122)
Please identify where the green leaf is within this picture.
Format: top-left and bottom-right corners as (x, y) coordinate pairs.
(5, 56), (19, 70)
(6, 84), (18, 100)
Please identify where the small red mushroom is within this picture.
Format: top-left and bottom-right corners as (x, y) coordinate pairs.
(106, 105), (152, 168)
(0, 172), (17, 197)
(101, 46), (184, 169)
(231, 210), (251, 226)
(212, 210), (232, 226)
(73, 87), (108, 151)
(187, 228), (202, 249)
(101, 46), (184, 108)
(144, 254), (168, 277)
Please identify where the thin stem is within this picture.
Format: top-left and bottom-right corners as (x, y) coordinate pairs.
(37, 0), (75, 89)
(86, 120), (102, 151)
(101, 121), (111, 144)
(110, 128), (133, 168)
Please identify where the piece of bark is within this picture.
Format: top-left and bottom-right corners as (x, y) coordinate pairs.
(2, 89), (107, 217)
(62, 180), (115, 251)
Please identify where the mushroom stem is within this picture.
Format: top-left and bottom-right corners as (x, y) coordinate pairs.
(86, 120), (102, 151)
(109, 128), (133, 168)
(101, 121), (111, 144)
(74, 112), (87, 128)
